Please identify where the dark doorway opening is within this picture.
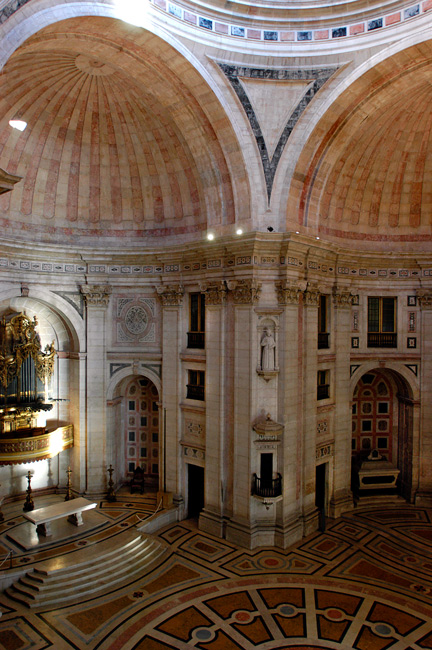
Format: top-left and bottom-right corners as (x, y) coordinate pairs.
(187, 464), (204, 518)
(315, 463), (326, 532)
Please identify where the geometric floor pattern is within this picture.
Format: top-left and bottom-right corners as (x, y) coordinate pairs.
(1, 494), (432, 649)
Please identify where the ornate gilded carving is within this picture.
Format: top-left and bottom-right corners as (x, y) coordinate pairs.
(199, 280), (227, 305)
(81, 284), (112, 307)
(0, 425), (73, 465)
(333, 289), (353, 309)
(228, 279), (261, 304)
(275, 281), (303, 305)
(0, 312), (55, 389)
(156, 284), (184, 306)
(417, 291), (432, 309)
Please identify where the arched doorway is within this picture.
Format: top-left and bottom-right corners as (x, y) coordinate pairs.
(351, 369), (414, 500)
(124, 377), (160, 489)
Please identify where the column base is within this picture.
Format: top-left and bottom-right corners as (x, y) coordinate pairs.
(225, 515), (303, 550)
(414, 491), (432, 507)
(302, 507), (319, 537)
(199, 508), (226, 539)
(329, 489), (354, 518)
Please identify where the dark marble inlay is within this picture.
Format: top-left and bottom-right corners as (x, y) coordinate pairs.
(218, 63), (339, 203)
(332, 27), (347, 38)
(0, 0), (30, 24)
(404, 4), (419, 18)
(368, 18), (383, 30)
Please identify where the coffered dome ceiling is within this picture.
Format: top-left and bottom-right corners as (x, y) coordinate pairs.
(0, 18), (241, 245)
(289, 40), (432, 249)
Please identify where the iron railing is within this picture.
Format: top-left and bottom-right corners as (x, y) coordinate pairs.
(252, 473), (282, 498)
(187, 332), (205, 349)
(367, 333), (397, 348)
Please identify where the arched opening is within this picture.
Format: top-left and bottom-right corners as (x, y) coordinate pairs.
(124, 377), (160, 490)
(351, 369), (414, 501)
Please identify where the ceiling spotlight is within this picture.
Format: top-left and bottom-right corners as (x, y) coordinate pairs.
(236, 228), (243, 235)
(207, 233), (214, 241)
(295, 231), (300, 234)
(316, 236), (320, 240)
(9, 119), (27, 131)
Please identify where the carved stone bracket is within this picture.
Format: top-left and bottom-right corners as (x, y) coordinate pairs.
(304, 284), (320, 307)
(228, 279), (262, 304)
(156, 284), (184, 306)
(333, 289), (353, 309)
(417, 291), (432, 309)
(200, 280), (227, 305)
(275, 281), (304, 305)
(81, 284), (112, 307)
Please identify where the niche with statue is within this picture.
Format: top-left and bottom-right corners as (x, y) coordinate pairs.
(256, 317), (279, 381)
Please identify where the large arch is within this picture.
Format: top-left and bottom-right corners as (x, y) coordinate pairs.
(350, 363), (419, 502)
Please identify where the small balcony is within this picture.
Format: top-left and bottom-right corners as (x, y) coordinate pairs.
(318, 332), (330, 349)
(252, 473), (282, 498)
(367, 333), (397, 348)
(317, 384), (330, 400)
(186, 384), (205, 401)
(187, 332), (205, 349)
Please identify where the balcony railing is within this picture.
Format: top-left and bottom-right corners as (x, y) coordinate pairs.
(318, 332), (330, 349)
(317, 384), (330, 400)
(186, 384), (205, 401)
(252, 473), (282, 498)
(367, 333), (397, 348)
(187, 332), (205, 349)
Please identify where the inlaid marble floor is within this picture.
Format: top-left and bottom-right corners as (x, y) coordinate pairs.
(1, 494), (431, 649)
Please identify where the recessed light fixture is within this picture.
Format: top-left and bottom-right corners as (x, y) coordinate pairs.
(316, 236), (320, 240)
(236, 228), (243, 235)
(295, 231), (300, 234)
(207, 233), (214, 241)
(9, 119), (27, 131)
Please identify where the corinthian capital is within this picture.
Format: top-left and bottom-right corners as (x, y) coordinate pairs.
(81, 284), (112, 307)
(275, 281), (303, 305)
(156, 284), (184, 306)
(417, 290), (432, 309)
(304, 284), (320, 307)
(227, 279), (261, 304)
(333, 289), (353, 309)
(200, 280), (227, 305)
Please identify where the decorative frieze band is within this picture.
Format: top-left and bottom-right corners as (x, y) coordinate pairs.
(156, 284), (184, 306)
(200, 280), (227, 305)
(227, 279), (262, 304)
(81, 284), (112, 307)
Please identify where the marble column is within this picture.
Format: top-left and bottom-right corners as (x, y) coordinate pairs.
(415, 291), (432, 505)
(156, 284), (183, 497)
(199, 281), (227, 538)
(302, 285), (320, 535)
(81, 285), (111, 494)
(225, 279), (262, 548)
(329, 289), (354, 516)
(275, 281), (304, 548)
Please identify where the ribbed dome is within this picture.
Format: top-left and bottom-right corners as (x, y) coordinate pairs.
(0, 18), (237, 244)
(290, 41), (432, 248)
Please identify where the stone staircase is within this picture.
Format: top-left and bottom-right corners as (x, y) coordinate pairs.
(6, 530), (170, 608)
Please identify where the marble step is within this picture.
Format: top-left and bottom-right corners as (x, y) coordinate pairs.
(6, 532), (169, 608)
(18, 537), (158, 593)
